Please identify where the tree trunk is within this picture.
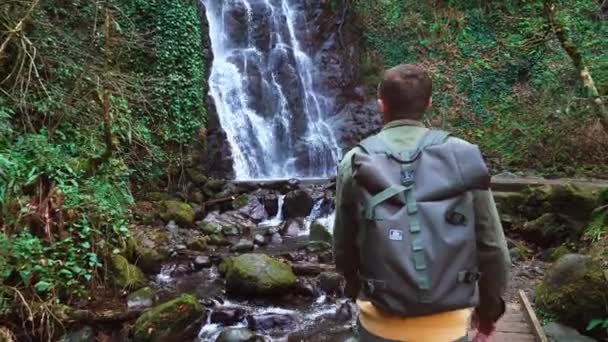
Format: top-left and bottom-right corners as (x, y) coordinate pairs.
(543, 0), (608, 132)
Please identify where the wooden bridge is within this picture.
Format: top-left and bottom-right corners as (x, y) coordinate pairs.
(467, 291), (548, 342)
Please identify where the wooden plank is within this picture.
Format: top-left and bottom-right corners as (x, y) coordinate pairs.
(492, 332), (537, 342)
(518, 290), (549, 342)
(496, 321), (534, 333)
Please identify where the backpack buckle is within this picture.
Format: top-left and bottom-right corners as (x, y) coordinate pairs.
(401, 170), (415, 187)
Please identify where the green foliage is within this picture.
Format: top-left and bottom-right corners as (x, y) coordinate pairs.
(587, 318), (608, 335)
(0, 0), (206, 318)
(351, 0), (608, 177)
(585, 209), (608, 242)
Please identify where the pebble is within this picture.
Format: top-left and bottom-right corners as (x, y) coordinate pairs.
(194, 256), (212, 269)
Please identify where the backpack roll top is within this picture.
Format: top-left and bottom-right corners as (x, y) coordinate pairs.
(351, 129), (489, 317)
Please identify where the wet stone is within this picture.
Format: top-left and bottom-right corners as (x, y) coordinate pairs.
(318, 272), (344, 295)
(222, 226), (240, 237)
(194, 256), (212, 269)
(215, 328), (264, 342)
(253, 234), (266, 246)
(246, 313), (297, 332)
(210, 307), (246, 325)
(230, 239), (255, 253)
(270, 233), (283, 245)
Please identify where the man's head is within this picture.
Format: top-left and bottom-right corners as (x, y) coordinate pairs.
(377, 64), (433, 123)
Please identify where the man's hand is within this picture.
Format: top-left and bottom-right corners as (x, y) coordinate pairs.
(470, 308), (496, 336)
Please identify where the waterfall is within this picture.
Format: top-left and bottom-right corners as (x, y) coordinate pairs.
(202, 0), (341, 180)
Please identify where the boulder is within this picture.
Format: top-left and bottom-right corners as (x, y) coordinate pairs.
(246, 312), (297, 332)
(543, 322), (596, 342)
(135, 248), (168, 274)
(318, 272), (344, 295)
(230, 239), (255, 253)
(159, 201), (195, 227)
(222, 226), (240, 237)
(253, 234), (266, 246)
(216, 328), (264, 342)
(111, 255), (146, 290)
(58, 326), (94, 342)
(536, 254), (608, 330)
(128, 287), (155, 310)
(133, 294), (203, 342)
(208, 234), (232, 246)
(202, 211), (256, 236)
(263, 193), (279, 217)
(270, 233), (283, 245)
(234, 195), (267, 223)
(309, 221), (332, 243)
(199, 223), (222, 235)
(210, 307), (246, 325)
(282, 190), (314, 218)
(221, 254), (297, 295)
(521, 213), (579, 247)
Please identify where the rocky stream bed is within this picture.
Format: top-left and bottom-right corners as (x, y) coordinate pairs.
(44, 177), (608, 342)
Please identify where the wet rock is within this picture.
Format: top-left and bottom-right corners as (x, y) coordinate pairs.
(334, 102), (383, 153)
(309, 221), (332, 243)
(318, 272), (344, 295)
(270, 233), (283, 245)
(335, 301), (356, 323)
(543, 322), (596, 342)
(187, 237), (208, 252)
(203, 211), (256, 236)
(294, 278), (317, 297)
(230, 239), (255, 253)
(222, 254), (297, 295)
(306, 241), (331, 253)
(253, 234), (266, 246)
(111, 255), (146, 290)
(216, 328), (263, 342)
(165, 220), (179, 235)
(128, 287), (155, 310)
(266, 226), (281, 236)
(263, 193), (279, 217)
(283, 190), (314, 219)
(246, 312), (297, 332)
(521, 213), (578, 247)
(194, 256), (212, 269)
(536, 254), (608, 330)
(282, 218), (305, 237)
(235, 195), (267, 223)
(133, 294), (203, 342)
(222, 226), (240, 237)
(208, 234), (232, 246)
(159, 201), (195, 227)
(58, 326), (94, 342)
(210, 307), (246, 325)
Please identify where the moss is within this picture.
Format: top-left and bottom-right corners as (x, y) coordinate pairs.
(548, 245), (572, 262)
(309, 223), (332, 244)
(135, 247), (168, 274)
(233, 194), (250, 210)
(223, 254), (296, 295)
(536, 254), (608, 330)
(198, 223), (221, 235)
(128, 287), (156, 307)
(186, 238), (207, 252)
(133, 294), (203, 342)
(147, 192), (173, 202)
(111, 255), (147, 290)
(207, 234), (231, 246)
(205, 178), (225, 193)
(159, 200), (194, 227)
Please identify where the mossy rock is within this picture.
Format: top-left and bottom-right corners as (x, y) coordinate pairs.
(187, 238), (208, 252)
(222, 254), (296, 296)
(199, 222), (222, 235)
(147, 192), (173, 202)
(232, 194), (251, 210)
(128, 287), (156, 309)
(548, 245), (572, 262)
(133, 294), (203, 342)
(493, 191), (526, 219)
(208, 234), (232, 246)
(521, 213), (575, 247)
(309, 222), (332, 244)
(159, 201), (195, 227)
(536, 254), (608, 330)
(134, 246), (169, 274)
(111, 255), (147, 290)
(523, 185), (599, 222)
(186, 168), (208, 186)
(205, 178), (225, 193)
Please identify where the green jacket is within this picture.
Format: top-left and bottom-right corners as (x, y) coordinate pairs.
(333, 119), (510, 322)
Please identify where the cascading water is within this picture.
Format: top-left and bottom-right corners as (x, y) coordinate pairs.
(202, 0), (341, 180)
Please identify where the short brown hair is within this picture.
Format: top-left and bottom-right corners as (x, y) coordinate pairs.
(378, 64), (432, 119)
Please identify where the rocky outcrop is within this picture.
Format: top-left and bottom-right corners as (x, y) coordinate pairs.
(536, 254), (608, 330)
(283, 190), (314, 219)
(221, 254), (297, 296)
(310, 221), (332, 243)
(133, 294), (204, 342)
(159, 201), (195, 227)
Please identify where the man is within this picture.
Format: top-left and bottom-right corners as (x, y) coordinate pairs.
(333, 64), (510, 342)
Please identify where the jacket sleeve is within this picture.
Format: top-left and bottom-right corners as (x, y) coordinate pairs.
(473, 189), (511, 322)
(333, 151), (361, 299)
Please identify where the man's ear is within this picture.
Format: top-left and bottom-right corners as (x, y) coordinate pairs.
(428, 96), (433, 110)
(377, 98), (385, 114)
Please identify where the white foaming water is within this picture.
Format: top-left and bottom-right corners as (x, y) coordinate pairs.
(258, 194), (285, 228)
(202, 0), (341, 179)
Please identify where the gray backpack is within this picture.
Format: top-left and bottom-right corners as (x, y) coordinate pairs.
(351, 129), (491, 317)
